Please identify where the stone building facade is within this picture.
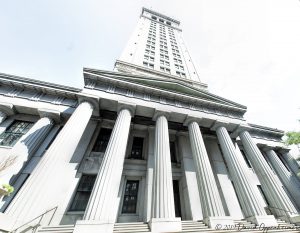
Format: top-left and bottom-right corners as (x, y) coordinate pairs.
(0, 7), (300, 233)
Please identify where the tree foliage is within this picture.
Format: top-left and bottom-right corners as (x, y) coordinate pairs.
(284, 131), (300, 145)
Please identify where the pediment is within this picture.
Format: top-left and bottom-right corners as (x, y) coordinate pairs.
(84, 68), (246, 108)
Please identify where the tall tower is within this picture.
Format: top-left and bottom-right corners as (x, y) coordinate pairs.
(115, 8), (206, 88)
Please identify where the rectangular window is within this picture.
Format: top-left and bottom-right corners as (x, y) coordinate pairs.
(92, 128), (112, 152)
(0, 121), (34, 147)
(130, 137), (144, 159)
(69, 175), (96, 211)
(170, 141), (177, 163)
(122, 180), (139, 214)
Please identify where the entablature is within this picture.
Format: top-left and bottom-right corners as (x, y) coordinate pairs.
(83, 68), (247, 121)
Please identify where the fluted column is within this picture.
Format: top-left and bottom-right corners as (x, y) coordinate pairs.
(188, 121), (233, 227)
(0, 117), (54, 184)
(144, 127), (155, 222)
(216, 126), (277, 226)
(0, 111), (7, 124)
(149, 113), (181, 233)
(73, 107), (133, 233)
(266, 150), (300, 209)
(4, 101), (94, 226)
(282, 152), (300, 180)
(83, 108), (132, 219)
(239, 131), (299, 222)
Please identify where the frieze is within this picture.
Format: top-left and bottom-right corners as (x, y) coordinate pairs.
(0, 86), (78, 108)
(89, 81), (244, 120)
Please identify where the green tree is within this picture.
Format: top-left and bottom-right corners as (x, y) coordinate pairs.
(285, 131), (300, 146)
(284, 131), (300, 176)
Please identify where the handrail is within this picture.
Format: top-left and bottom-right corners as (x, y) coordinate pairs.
(10, 206), (58, 233)
(265, 206), (299, 216)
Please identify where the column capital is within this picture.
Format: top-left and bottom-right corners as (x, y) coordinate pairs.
(183, 115), (202, 126)
(117, 102), (136, 117)
(277, 147), (290, 154)
(152, 110), (170, 121)
(177, 130), (189, 137)
(260, 145), (275, 153)
(38, 108), (60, 123)
(231, 124), (251, 137)
(0, 102), (16, 115)
(78, 96), (99, 116)
(210, 120), (229, 131)
(148, 126), (155, 132)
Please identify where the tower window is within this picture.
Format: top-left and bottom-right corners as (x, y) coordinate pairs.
(122, 180), (139, 214)
(92, 128), (112, 152)
(166, 21), (171, 26)
(0, 121), (34, 147)
(151, 16), (157, 20)
(69, 175), (96, 211)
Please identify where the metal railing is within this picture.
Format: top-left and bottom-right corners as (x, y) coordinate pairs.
(9, 206), (58, 233)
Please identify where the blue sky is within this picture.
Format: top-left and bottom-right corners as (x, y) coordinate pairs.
(1, 0), (300, 131)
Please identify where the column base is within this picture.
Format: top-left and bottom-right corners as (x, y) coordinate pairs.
(204, 216), (234, 228)
(247, 215), (278, 227)
(73, 220), (114, 233)
(287, 214), (300, 224)
(149, 217), (182, 232)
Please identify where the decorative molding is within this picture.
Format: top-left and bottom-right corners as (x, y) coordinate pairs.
(38, 108), (61, 123)
(83, 68), (246, 121)
(0, 102), (15, 115)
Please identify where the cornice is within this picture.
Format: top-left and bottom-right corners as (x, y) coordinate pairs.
(142, 7), (180, 25)
(247, 123), (284, 142)
(0, 72), (81, 97)
(83, 68), (247, 120)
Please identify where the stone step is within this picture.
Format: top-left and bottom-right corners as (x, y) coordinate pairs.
(37, 225), (74, 233)
(113, 229), (150, 233)
(182, 226), (209, 230)
(181, 223), (206, 226)
(113, 223), (150, 233)
(114, 222), (147, 225)
(114, 225), (149, 228)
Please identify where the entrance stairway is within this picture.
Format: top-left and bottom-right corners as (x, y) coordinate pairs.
(113, 222), (150, 233)
(34, 219), (299, 233)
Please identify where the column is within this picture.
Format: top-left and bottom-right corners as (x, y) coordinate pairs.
(178, 134), (203, 221)
(3, 101), (94, 228)
(0, 111), (7, 124)
(216, 126), (277, 226)
(0, 117), (54, 184)
(282, 152), (300, 180)
(149, 113), (181, 233)
(188, 121), (233, 227)
(144, 127), (155, 222)
(266, 150), (300, 209)
(74, 107), (133, 233)
(239, 131), (300, 223)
